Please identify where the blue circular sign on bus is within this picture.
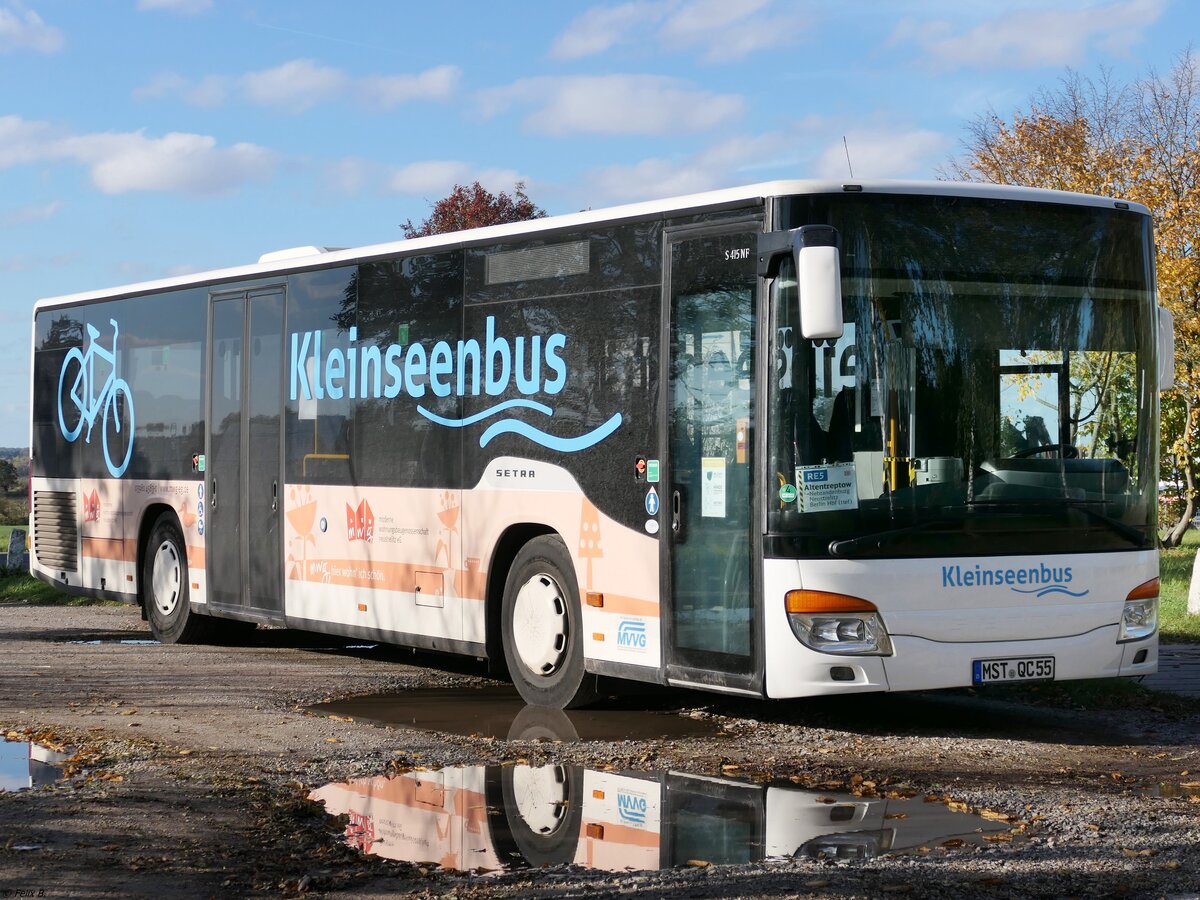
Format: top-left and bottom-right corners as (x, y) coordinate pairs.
(645, 488), (660, 516)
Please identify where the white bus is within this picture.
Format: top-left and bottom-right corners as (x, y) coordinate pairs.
(29, 181), (1168, 708)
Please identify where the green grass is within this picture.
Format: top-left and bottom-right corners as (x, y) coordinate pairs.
(1159, 528), (1200, 642)
(0, 571), (122, 606)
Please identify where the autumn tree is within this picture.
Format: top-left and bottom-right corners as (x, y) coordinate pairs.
(401, 181), (545, 238)
(946, 52), (1200, 545)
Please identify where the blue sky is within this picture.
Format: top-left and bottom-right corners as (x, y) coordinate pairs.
(0, 0), (1193, 446)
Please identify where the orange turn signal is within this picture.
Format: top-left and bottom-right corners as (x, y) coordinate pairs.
(1126, 578), (1159, 602)
(785, 590), (878, 615)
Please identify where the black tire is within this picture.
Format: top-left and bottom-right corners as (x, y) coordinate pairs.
(143, 513), (214, 644)
(499, 763), (583, 868)
(501, 535), (598, 709)
(506, 704), (581, 742)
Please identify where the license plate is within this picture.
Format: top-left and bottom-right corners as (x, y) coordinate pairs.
(972, 656), (1055, 685)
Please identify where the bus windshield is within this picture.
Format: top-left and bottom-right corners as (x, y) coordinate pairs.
(768, 194), (1156, 558)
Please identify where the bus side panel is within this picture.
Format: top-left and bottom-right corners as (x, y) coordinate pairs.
(462, 459), (661, 669)
(282, 483), (467, 644)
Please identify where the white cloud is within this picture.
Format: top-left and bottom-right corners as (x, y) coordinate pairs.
(387, 160), (523, 197)
(358, 65), (460, 108)
(241, 59), (349, 113)
(478, 75), (743, 136)
(583, 121), (950, 203)
(0, 115), (276, 195)
(547, 0), (807, 62)
(0, 114), (57, 166)
(0, 6), (63, 53)
(891, 0), (1166, 70)
(586, 132), (791, 202)
(134, 72), (229, 107)
(135, 60), (462, 112)
(4, 199), (61, 224)
(550, 2), (668, 59)
(136, 0), (212, 13)
(60, 131), (275, 195)
(815, 129), (949, 180)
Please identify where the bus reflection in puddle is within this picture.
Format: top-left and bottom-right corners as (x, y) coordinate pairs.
(308, 687), (717, 742)
(311, 763), (1021, 873)
(1, 740), (70, 792)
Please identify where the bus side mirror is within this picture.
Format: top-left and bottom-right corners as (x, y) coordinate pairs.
(1158, 305), (1175, 391)
(793, 225), (843, 341)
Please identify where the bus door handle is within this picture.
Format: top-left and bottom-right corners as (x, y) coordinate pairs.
(211, 476), (216, 511)
(672, 488), (685, 541)
(271, 480), (278, 512)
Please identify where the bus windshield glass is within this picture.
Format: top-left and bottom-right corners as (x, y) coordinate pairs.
(768, 194), (1156, 558)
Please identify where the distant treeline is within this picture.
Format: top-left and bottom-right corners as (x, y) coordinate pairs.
(0, 448), (29, 459)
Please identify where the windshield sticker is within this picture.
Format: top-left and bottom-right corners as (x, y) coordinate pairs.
(289, 318), (621, 454)
(701, 457), (726, 518)
(796, 464), (859, 513)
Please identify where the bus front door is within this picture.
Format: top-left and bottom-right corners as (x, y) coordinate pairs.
(206, 289), (284, 620)
(663, 225), (761, 694)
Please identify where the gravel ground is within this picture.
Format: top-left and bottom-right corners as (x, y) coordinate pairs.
(1, 603), (1198, 899)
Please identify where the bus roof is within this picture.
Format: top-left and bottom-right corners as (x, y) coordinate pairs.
(33, 179), (1150, 311)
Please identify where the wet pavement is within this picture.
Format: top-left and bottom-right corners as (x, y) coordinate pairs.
(310, 763), (1023, 874)
(308, 686), (718, 741)
(1143, 643), (1200, 697)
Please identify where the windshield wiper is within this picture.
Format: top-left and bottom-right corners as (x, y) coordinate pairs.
(828, 517), (965, 559)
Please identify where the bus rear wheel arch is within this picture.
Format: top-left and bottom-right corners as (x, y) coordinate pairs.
(501, 535), (598, 709)
(142, 512), (214, 644)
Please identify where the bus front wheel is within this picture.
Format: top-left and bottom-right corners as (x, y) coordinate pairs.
(144, 513), (214, 644)
(501, 536), (597, 709)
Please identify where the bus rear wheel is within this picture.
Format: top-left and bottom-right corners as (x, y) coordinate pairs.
(501, 536), (597, 709)
(144, 513), (214, 644)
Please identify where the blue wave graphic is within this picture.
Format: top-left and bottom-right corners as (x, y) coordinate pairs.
(417, 400), (622, 453)
(1010, 585), (1090, 598)
(480, 412), (623, 453)
(416, 398), (553, 427)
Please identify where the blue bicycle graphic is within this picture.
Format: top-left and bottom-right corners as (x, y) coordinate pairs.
(57, 318), (135, 478)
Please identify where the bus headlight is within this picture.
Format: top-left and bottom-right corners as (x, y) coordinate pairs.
(785, 590), (893, 655)
(1118, 579), (1159, 643)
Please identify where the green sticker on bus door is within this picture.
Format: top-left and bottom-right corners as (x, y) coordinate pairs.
(647, 459), (660, 483)
(778, 483), (797, 503)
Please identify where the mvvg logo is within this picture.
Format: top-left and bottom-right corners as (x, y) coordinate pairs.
(346, 500), (374, 542)
(617, 790), (647, 825)
(616, 619), (647, 650)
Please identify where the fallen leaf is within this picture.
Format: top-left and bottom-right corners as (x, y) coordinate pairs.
(686, 859), (710, 868)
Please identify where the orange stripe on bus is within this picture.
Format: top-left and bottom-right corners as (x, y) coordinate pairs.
(187, 545), (205, 569)
(81, 537), (135, 562)
(579, 818), (660, 848)
(593, 593), (660, 618)
(288, 558), (487, 600)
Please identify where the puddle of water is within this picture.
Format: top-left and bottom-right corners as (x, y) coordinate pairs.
(65, 639), (159, 645)
(311, 764), (1021, 873)
(1143, 781), (1200, 800)
(308, 686), (716, 742)
(0, 740), (70, 792)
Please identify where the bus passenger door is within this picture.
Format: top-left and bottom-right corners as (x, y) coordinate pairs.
(206, 289), (284, 619)
(662, 225), (761, 693)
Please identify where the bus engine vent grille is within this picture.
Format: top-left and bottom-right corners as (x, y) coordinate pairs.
(485, 240), (590, 285)
(33, 491), (78, 572)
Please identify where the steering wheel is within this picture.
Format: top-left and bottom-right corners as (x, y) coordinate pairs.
(1012, 443), (1078, 459)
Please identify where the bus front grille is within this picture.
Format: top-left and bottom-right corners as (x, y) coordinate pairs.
(33, 491), (78, 572)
